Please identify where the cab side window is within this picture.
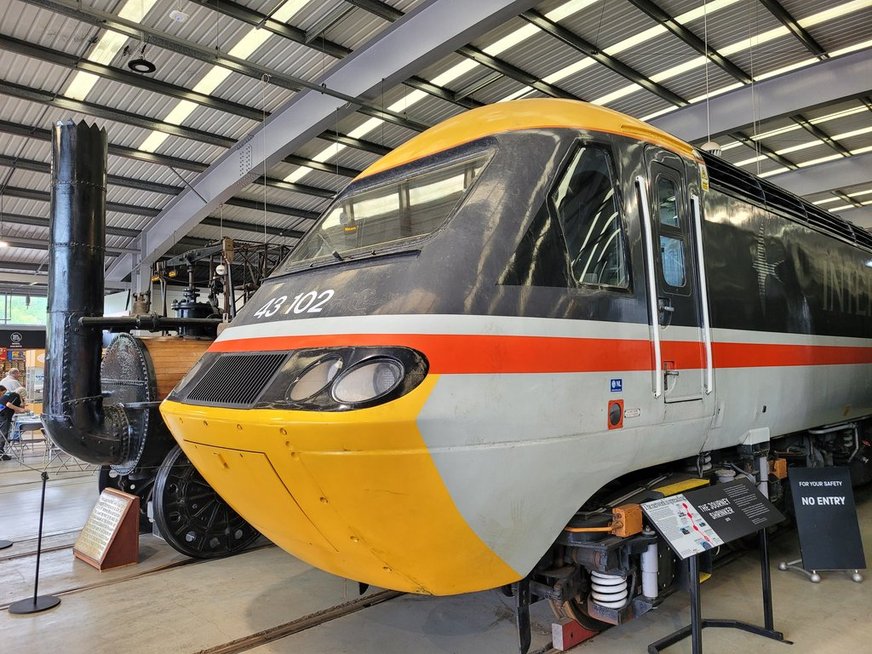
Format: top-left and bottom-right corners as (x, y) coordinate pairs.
(551, 145), (629, 289)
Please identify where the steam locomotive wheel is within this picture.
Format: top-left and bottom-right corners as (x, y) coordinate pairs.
(153, 446), (260, 559)
(98, 466), (154, 532)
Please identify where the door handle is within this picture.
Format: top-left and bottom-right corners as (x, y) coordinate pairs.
(657, 297), (674, 326)
(664, 365), (679, 392)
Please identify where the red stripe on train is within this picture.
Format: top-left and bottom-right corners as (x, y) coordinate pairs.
(713, 342), (872, 368)
(209, 334), (663, 374)
(205, 332), (872, 373)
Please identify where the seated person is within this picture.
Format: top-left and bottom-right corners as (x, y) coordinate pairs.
(0, 386), (26, 461)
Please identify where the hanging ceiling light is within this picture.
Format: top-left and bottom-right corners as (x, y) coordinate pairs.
(128, 43), (156, 73)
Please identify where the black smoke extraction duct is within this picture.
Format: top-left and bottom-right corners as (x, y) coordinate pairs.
(42, 120), (131, 465)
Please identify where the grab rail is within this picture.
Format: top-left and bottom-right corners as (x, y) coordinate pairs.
(691, 194), (714, 394)
(636, 176), (662, 398)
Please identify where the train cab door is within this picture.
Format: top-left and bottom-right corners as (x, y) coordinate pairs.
(637, 150), (713, 419)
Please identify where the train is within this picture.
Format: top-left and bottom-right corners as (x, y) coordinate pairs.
(160, 99), (872, 635)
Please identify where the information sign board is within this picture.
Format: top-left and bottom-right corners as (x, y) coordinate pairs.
(640, 494), (724, 559)
(642, 479), (784, 559)
(788, 466), (865, 571)
(73, 488), (139, 570)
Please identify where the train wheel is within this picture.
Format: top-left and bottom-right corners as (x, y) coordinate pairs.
(549, 588), (610, 632)
(152, 446), (260, 559)
(549, 598), (610, 632)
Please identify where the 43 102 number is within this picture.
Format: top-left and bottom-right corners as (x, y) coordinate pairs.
(252, 289), (334, 319)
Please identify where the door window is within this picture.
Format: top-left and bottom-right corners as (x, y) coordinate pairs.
(655, 176), (687, 290)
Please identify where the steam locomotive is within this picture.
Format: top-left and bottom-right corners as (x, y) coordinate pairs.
(160, 99), (872, 629)
(44, 121), (259, 559)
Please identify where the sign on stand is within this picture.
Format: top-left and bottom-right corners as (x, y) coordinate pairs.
(643, 479), (788, 654)
(642, 478), (784, 558)
(788, 467), (866, 572)
(73, 488), (139, 571)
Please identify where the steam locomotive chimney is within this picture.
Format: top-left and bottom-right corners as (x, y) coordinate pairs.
(43, 120), (130, 464)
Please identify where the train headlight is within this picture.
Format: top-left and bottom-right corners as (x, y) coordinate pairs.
(331, 358), (404, 404)
(254, 347), (427, 411)
(286, 356), (343, 401)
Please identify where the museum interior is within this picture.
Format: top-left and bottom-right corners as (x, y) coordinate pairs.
(1, 0), (871, 652)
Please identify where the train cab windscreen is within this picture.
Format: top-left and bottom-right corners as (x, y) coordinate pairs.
(281, 153), (490, 269)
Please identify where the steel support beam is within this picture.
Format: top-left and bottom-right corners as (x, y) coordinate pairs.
(200, 217), (304, 239)
(1, 187), (309, 238)
(0, 272), (51, 286)
(0, 153), (182, 195)
(0, 34), (405, 161)
(186, 0), (350, 59)
(651, 48), (872, 142)
(0, 119), (336, 197)
(0, 236), (134, 256)
(628, 0), (752, 84)
(0, 80), (235, 148)
(3, 186), (158, 217)
(0, 34), (263, 121)
(759, 0), (827, 58)
(188, 0), (479, 112)
(21, 0), (428, 133)
(767, 152), (872, 197)
(107, 0), (539, 285)
(0, 212), (140, 238)
(0, 261), (133, 289)
(522, 9), (687, 106)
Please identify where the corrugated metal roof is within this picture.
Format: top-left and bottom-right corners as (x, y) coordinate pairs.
(154, 138), (225, 164)
(0, 52), (72, 93)
(1, 0), (97, 53)
(234, 185), (330, 213)
(812, 10), (872, 52)
(470, 77), (529, 106)
(322, 7), (387, 50)
(0, 247), (49, 266)
(559, 0), (653, 51)
(181, 105), (258, 140)
(729, 38), (811, 79)
(660, 66), (737, 106)
(0, 134), (33, 158)
(2, 0), (871, 285)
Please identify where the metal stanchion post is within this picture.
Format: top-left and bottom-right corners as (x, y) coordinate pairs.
(8, 471), (61, 614)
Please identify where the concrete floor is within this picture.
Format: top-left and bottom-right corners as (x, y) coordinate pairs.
(1, 455), (869, 654)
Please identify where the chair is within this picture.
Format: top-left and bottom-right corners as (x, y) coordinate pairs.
(7, 415), (47, 464)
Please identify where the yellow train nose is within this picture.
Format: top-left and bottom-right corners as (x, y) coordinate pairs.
(160, 376), (519, 594)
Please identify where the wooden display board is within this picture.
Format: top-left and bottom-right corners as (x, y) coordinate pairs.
(73, 488), (139, 571)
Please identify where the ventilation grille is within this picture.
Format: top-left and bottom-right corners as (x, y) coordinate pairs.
(853, 226), (872, 250)
(701, 151), (870, 251)
(185, 353), (288, 406)
(700, 152), (765, 205)
(761, 183), (805, 220)
(803, 202), (856, 241)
